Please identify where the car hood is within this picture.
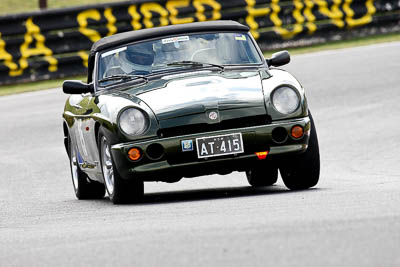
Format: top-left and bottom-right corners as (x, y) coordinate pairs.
(123, 70), (268, 128)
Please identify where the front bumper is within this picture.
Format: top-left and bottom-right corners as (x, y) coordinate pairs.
(111, 116), (310, 181)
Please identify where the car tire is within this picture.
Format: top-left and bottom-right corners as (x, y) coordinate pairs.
(279, 112), (320, 190)
(246, 162), (278, 187)
(98, 129), (144, 204)
(68, 136), (105, 199)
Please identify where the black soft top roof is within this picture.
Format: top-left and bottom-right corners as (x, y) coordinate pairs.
(87, 20), (249, 82)
(91, 20), (249, 53)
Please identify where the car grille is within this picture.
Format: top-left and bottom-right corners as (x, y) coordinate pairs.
(158, 115), (271, 138)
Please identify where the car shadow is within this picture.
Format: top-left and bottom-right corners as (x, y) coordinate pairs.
(135, 186), (321, 206)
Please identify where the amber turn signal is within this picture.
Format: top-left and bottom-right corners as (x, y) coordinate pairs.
(291, 125), (304, 139)
(255, 151), (269, 160)
(128, 148), (141, 161)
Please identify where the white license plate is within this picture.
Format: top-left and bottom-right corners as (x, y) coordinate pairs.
(196, 133), (244, 159)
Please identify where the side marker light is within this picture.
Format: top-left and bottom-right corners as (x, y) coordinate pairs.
(255, 151), (269, 160)
(128, 148), (141, 161)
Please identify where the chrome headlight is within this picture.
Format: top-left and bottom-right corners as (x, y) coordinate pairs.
(271, 86), (300, 114)
(118, 108), (149, 136)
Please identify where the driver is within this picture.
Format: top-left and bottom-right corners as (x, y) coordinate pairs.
(120, 43), (154, 75)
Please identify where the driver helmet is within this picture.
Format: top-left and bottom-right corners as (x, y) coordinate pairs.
(122, 43), (154, 74)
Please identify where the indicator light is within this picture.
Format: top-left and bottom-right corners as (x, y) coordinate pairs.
(291, 125), (304, 139)
(128, 148), (141, 161)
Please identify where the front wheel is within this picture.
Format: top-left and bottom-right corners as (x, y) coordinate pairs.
(98, 129), (144, 204)
(279, 112), (320, 190)
(68, 136), (105, 199)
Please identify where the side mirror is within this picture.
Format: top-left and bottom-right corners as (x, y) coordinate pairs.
(266, 50), (290, 67)
(63, 80), (94, 94)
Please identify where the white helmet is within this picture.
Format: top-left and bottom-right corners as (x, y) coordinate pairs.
(121, 43), (154, 74)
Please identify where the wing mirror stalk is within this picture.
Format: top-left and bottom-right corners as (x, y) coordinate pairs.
(63, 80), (94, 94)
(266, 50), (290, 67)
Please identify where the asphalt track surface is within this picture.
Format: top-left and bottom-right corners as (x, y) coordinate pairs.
(1, 42), (400, 267)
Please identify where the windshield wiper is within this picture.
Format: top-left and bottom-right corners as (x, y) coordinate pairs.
(98, 74), (148, 84)
(167, 61), (224, 72)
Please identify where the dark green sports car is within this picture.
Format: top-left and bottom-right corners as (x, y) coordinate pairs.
(62, 20), (320, 204)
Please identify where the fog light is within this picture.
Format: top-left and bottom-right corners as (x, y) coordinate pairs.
(291, 125), (304, 139)
(128, 148), (142, 161)
(272, 127), (288, 143)
(255, 151), (269, 160)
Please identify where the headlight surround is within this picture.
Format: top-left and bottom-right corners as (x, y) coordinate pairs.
(271, 86), (300, 114)
(118, 107), (149, 136)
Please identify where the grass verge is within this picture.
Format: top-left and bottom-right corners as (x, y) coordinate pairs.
(0, 76), (85, 96)
(0, 0), (123, 16)
(263, 32), (400, 56)
(0, 32), (399, 96)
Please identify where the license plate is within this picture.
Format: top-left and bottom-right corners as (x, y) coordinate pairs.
(196, 133), (244, 159)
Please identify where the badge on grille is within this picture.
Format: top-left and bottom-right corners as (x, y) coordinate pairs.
(208, 111), (218, 120)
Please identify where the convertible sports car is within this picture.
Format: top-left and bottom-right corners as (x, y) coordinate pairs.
(62, 20), (320, 204)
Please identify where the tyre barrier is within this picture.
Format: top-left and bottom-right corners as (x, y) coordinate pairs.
(0, 0), (399, 85)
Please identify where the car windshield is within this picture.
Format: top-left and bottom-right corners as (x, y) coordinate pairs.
(97, 32), (262, 85)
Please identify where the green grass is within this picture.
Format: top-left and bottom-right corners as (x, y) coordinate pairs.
(0, 0), (123, 16)
(263, 32), (400, 57)
(0, 76), (85, 96)
(0, 32), (399, 96)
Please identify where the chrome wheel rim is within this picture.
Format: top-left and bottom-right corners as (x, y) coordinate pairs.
(101, 137), (114, 195)
(70, 146), (79, 191)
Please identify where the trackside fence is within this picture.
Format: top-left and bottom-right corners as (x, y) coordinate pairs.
(0, 0), (399, 85)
